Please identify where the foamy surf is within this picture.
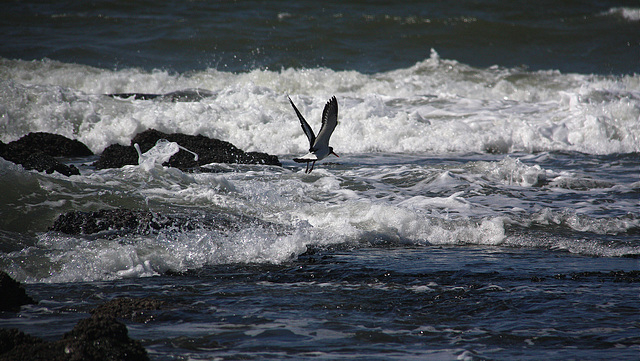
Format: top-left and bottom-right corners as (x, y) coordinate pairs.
(0, 52), (639, 284)
(1, 50), (639, 156)
(2, 148), (638, 284)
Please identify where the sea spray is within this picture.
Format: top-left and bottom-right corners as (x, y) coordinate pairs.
(2, 52), (639, 155)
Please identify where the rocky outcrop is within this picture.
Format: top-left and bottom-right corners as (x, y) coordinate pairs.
(0, 328), (60, 361)
(61, 315), (149, 361)
(91, 144), (138, 170)
(48, 208), (248, 236)
(93, 129), (281, 170)
(0, 271), (36, 312)
(2, 132), (93, 158)
(0, 315), (149, 361)
(0, 132), (92, 176)
(1, 130), (281, 175)
(49, 209), (180, 236)
(0, 272), (151, 360)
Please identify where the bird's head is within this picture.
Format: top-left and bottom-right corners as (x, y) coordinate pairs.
(329, 147), (339, 158)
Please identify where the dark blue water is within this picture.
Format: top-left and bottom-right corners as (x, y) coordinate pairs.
(7, 246), (640, 360)
(2, 0), (639, 74)
(1, 1), (640, 360)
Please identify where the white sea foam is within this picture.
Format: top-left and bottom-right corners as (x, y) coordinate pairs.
(1, 53), (639, 283)
(1, 51), (639, 155)
(24, 225), (312, 283)
(2, 150), (638, 283)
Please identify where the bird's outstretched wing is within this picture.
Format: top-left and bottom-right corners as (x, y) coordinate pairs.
(288, 96), (315, 150)
(313, 96), (338, 150)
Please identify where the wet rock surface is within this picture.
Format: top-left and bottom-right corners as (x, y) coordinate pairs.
(0, 316), (149, 361)
(60, 315), (149, 361)
(94, 129), (281, 170)
(0, 273), (151, 360)
(0, 132), (92, 176)
(1, 129), (280, 175)
(49, 209), (182, 236)
(91, 143), (138, 170)
(543, 270), (640, 283)
(0, 328), (61, 361)
(0, 271), (36, 312)
(2, 132), (93, 158)
(48, 208), (255, 236)
(91, 297), (165, 323)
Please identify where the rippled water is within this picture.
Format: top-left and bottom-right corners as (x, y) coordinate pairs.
(6, 246), (640, 360)
(3, 0), (639, 74)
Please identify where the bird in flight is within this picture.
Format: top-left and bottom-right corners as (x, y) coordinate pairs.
(289, 95), (339, 173)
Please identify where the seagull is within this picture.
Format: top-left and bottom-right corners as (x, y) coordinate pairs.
(289, 95), (339, 173)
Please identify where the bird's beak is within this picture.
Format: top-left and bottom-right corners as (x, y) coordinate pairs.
(331, 151), (339, 157)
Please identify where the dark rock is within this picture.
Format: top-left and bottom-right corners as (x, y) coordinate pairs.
(0, 328), (62, 361)
(91, 144), (138, 170)
(132, 129), (281, 168)
(49, 209), (187, 236)
(0, 315), (149, 361)
(48, 208), (288, 250)
(91, 297), (165, 322)
(107, 93), (161, 100)
(16, 152), (80, 176)
(5, 132), (92, 158)
(535, 270), (640, 283)
(0, 271), (36, 312)
(106, 88), (216, 102)
(568, 270), (640, 283)
(0, 328), (41, 355)
(610, 270), (640, 283)
(93, 129), (281, 170)
(48, 208), (256, 236)
(61, 315), (149, 361)
(0, 132), (92, 176)
(246, 151), (281, 166)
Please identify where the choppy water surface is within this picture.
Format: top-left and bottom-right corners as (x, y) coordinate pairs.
(7, 246), (637, 361)
(1, 1), (640, 360)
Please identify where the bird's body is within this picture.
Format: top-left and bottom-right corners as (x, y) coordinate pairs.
(289, 96), (339, 173)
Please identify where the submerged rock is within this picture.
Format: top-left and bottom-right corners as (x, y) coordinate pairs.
(0, 132), (92, 176)
(0, 275), (151, 360)
(0, 315), (149, 361)
(91, 297), (165, 323)
(93, 129), (281, 170)
(0, 271), (36, 312)
(49, 209), (167, 236)
(48, 208), (268, 236)
(62, 315), (149, 361)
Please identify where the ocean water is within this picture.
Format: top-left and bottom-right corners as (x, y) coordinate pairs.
(1, 1), (639, 360)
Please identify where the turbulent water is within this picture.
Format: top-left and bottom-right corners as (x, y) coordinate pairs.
(1, 1), (639, 360)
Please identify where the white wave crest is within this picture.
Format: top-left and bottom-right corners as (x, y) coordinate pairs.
(1, 52), (639, 155)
